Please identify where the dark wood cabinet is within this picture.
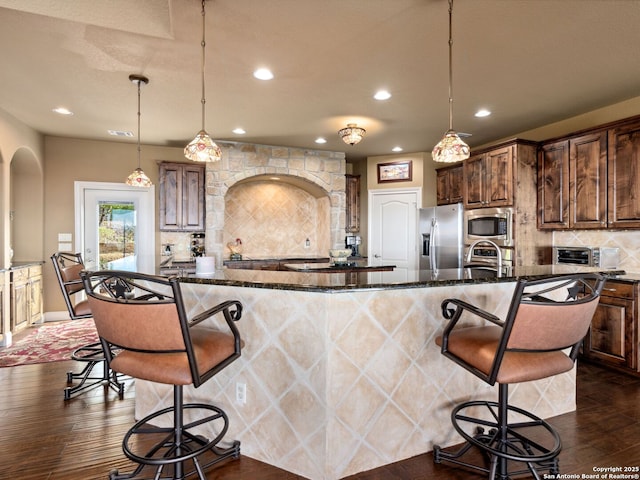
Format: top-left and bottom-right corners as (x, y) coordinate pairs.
(463, 145), (513, 209)
(538, 132), (607, 229)
(159, 162), (205, 232)
(345, 174), (360, 232)
(608, 120), (640, 228)
(582, 280), (637, 373)
(436, 164), (463, 205)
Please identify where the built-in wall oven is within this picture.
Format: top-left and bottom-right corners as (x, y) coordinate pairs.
(464, 207), (514, 248)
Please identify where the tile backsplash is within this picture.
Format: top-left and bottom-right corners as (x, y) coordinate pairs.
(223, 180), (331, 259)
(554, 230), (640, 272)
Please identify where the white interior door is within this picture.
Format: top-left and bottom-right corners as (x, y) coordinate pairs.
(75, 182), (155, 274)
(368, 189), (420, 282)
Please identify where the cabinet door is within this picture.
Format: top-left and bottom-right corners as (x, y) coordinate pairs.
(608, 121), (640, 228)
(570, 132), (607, 229)
(345, 174), (360, 232)
(29, 274), (43, 324)
(436, 165), (463, 206)
(181, 164), (206, 231)
(485, 146), (513, 207)
(585, 295), (636, 370)
(448, 164), (464, 204)
(159, 163), (183, 230)
(463, 153), (486, 208)
(10, 278), (29, 332)
(538, 140), (569, 229)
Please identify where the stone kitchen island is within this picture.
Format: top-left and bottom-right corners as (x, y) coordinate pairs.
(134, 265), (620, 480)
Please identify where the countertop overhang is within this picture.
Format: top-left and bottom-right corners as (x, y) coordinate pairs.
(176, 264), (626, 293)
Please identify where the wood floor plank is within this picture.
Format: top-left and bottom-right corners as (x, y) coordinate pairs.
(1, 359), (639, 479)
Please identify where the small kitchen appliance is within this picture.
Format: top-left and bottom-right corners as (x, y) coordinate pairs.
(553, 246), (619, 268)
(345, 234), (361, 257)
(190, 233), (205, 257)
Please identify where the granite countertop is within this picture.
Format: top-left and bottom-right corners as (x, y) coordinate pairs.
(282, 260), (395, 273)
(176, 264), (626, 293)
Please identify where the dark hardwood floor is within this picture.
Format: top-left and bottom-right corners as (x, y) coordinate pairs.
(1, 357), (639, 480)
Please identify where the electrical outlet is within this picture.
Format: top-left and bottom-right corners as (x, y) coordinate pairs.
(236, 382), (246, 404)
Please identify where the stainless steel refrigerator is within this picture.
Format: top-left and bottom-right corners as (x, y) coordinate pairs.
(419, 203), (464, 270)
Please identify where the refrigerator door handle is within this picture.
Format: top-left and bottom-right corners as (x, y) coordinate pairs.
(429, 219), (437, 270)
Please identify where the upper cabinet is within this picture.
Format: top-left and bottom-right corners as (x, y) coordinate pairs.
(608, 120), (640, 228)
(436, 163), (463, 205)
(345, 174), (360, 233)
(159, 162), (205, 232)
(537, 116), (640, 230)
(538, 132), (607, 229)
(463, 145), (514, 209)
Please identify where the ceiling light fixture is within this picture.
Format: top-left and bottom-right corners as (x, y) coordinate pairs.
(475, 109), (491, 118)
(339, 123), (366, 146)
(253, 68), (274, 80)
(432, 0), (470, 163)
(184, 0), (221, 163)
(52, 107), (73, 116)
(374, 90), (391, 101)
(125, 74), (152, 188)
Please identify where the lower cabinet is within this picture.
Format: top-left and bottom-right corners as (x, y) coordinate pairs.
(10, 265), (43, 333)
(582, 279), (637, 373)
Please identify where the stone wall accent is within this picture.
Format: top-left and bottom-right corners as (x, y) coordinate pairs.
(205, 141), (346, 267)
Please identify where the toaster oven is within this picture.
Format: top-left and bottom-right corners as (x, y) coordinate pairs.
(552, 246), (619, 268)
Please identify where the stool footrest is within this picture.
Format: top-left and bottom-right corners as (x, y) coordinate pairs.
(434, 399), (561, 480)
(109, 403), (240, 480)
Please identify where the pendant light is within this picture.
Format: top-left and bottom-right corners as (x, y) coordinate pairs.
(184, 0), (222, 162)
(432, 0), (470, 163)
(125, 74), (152, 187)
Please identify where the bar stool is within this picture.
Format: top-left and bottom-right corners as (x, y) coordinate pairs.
(433, 273), (605, 479)
(51, 252), (125, 399)
(81, 270), (243, 480)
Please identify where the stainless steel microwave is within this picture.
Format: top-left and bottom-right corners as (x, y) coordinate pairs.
(464, 207), (514, 247)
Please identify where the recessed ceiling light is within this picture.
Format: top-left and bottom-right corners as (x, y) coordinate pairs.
(374, 90), (391, 101)
(52, 107), (73, 116)
(475, 109), (491, 118)
(392, 146), (403, 152)
(253, 68), (274, 80)
(233, 128), (246, 135)
(315, 137), (327, 144)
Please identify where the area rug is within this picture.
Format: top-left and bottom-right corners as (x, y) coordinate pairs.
(0, 318), (99, 367)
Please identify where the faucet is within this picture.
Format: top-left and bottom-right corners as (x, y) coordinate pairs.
(466, 240), (503, 272)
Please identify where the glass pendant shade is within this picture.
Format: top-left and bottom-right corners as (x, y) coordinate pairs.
(126, 167), (153, 187)
(184, 129), (222, 162)
(432, 130), (470, 163)
(339, 123), (366, 146)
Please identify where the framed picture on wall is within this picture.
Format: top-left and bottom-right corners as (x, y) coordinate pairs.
(377, 160), (413, 183)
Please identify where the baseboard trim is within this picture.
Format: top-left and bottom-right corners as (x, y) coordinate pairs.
(43, 311), (72, 322)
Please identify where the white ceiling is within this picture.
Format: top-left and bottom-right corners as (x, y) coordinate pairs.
(1, 0), (639, 162)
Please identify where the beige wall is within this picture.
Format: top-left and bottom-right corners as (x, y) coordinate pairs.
(42, 136), (186, 313)
(3, 94), (640, 322)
